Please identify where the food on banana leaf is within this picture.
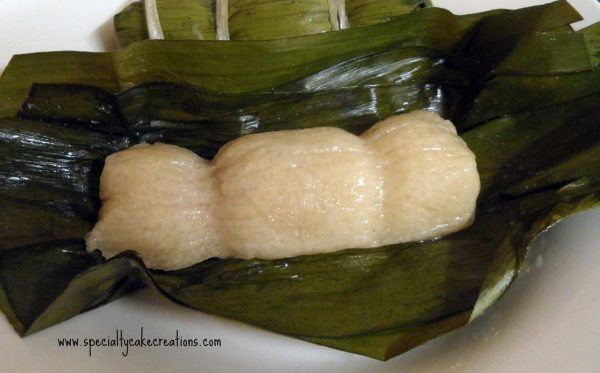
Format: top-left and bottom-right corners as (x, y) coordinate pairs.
(0, 0), (599, 361)
(86, 111), (479, 270)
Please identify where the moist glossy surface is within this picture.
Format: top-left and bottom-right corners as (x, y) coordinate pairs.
(87, 111), (479, 269)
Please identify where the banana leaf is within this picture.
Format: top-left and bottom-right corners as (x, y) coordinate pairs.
(23, 24), (598, 155)
(155, 0), (216, 40)
(0, 2), (580, 119)
(228, 0), (333, 40)
(0, 118), (126, 249)
(16, 30), (597, 152)
(18, 81), (445, 159)
(345, 0), (431, 28)
(448, 29), (599, 129)
(114, 1), (149, 49)
(584, 22), (600, 67)
(2, 91), (598, 357)
(112, 0), (573, 45)
(115, 0), (337, 43)
(0, 9), (468, 118)
(1, 0), (599, 360)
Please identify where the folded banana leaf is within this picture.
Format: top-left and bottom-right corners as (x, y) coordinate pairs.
(113, 0), (573, 46)
(21, 26), (598, 156)
(156, 0), (216, 40)
(584, 22), (600, 67)
(344, 0), (431, 28)
(1, 0), (599, 360)
(1, 1), (580, 119)
(114, 0), (430, 44)
(449, 29), (598, 129)
(114, 2), (149, 48)
(2, 93), (598, 357)
(19, 82), (445, 158)
(1, 9), (468, 118)
(228, 0), (334, 40)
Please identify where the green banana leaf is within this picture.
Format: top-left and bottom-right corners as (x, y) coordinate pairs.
(1, 0), (599, 360)
(114, 2), (149, 49)
(155, 0), (216, 40)
(19, 82), (444, 158)
(114, 0), (574, 48)
(448, 29), (598, 130)
(583, 22), (600, 67)
(115, 0), (336, 43)
(1, 8), (468, 118)
(2, 92), (598, 357)
(1, 1), (580, 119)
(229, 0), (333, 40)
(118, 0), (430, 43)
(345, 0), (431, 28)
(115, 0), (218, 46)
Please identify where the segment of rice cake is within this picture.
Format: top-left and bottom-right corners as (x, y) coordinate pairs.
(361, 111), (480, 244)
(86, 143), (220, 270)
(213, 126), (384, 259)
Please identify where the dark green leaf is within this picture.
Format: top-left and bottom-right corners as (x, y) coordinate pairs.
(114, 1), (149, 48)
(1, 2), (578, 118)
(454, 71), (600, 130)
(345, 0), (431, 27)
(492, 31), (591, 75)
(583, 22), (600, 67)
(0, 118), (126, 248)
(0, 0), (598, 361)
(18, 84), (125, 131)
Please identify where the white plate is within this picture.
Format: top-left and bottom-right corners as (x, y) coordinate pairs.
(1, 1), (599, 372)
